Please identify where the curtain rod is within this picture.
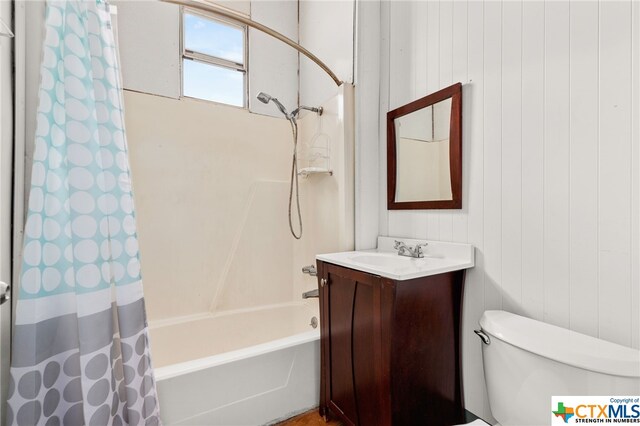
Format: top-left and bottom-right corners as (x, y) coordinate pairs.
(160, 0), (343, 87)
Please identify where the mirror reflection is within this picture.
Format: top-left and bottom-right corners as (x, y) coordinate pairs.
(394, 98), (452, 202)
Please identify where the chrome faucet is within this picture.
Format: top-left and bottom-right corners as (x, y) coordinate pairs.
(302, 289), (319, 299)
(394, 240), (428, 258)
(302, 265), (317, 276)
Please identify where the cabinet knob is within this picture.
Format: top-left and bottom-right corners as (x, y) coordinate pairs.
(320, 278), (327, 287)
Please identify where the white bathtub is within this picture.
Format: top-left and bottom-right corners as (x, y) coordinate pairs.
(148, 302), (321, 425)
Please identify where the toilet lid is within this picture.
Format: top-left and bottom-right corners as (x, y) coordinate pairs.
(480, 310), (640, 378)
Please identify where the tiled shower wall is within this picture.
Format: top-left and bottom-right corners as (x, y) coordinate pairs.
(356, 0), (640, 419)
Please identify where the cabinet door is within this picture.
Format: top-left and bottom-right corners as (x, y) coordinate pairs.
(319, 262), (382, 426)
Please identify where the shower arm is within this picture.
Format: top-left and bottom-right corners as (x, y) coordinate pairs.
(160, 0), (343, 87)
(292, 105), (323, 118)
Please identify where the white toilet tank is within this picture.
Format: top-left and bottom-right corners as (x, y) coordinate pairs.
(479, 310), (640, 426)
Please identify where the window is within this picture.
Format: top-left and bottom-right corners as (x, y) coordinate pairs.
(182, 10), (247, 107)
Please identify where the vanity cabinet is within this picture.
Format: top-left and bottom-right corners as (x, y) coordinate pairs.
(317, 260), (466, 426)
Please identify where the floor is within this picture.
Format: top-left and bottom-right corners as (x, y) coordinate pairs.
(276, 410), (343, 426)
(276, 408), (484, 425)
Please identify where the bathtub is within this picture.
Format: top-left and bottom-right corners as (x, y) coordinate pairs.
(148, 301), (321, 425)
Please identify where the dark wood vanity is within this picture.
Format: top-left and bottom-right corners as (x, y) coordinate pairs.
(316, 260), (467, 426)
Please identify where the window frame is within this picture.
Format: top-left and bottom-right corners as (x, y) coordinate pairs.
(180, 7), (249, 108)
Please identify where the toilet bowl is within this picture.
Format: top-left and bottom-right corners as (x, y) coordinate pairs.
(477, 310), (640, 426)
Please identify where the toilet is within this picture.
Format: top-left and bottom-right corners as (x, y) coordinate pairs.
(475, 310), (640, 425)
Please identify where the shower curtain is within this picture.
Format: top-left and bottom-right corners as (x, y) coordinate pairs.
(6, 1), (160, 425)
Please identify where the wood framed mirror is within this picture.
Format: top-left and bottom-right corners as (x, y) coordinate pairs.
(387, 82), (462, 210)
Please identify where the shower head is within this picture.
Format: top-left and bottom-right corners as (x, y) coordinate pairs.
(256, 92), (291, 119)
(257, 92), (272, 104)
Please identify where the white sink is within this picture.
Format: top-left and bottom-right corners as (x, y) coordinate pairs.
(316, 237), (474, 280)
(349, 253), (441, 268)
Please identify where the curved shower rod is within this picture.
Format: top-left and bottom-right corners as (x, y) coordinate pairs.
(160, 0), (343, 87)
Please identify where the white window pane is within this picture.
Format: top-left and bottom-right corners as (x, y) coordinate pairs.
(184, 13), (244, 64)
(183, 60), (244, 107)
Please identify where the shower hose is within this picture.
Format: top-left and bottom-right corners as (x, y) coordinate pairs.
(288, 120), (303, 239)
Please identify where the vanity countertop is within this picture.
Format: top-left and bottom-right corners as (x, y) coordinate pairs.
(316, 236), (474, 281)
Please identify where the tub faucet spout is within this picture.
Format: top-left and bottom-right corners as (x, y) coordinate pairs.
(302, 289), (319, 299)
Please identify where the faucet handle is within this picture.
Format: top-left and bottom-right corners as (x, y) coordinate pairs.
(415, 242), (428, 257)
(394, 240), (404, 249)
(302, 265), (317, 277)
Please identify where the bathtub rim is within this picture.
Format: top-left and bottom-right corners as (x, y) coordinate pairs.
(153, 329), (320, 381)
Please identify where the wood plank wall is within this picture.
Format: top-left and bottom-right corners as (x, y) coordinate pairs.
(356, 0), (640, 420)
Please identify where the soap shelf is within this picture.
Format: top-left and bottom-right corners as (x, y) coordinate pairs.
(298, 167), (333, 178)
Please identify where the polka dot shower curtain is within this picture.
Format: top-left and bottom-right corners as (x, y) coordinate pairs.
(6, 1), (161, 425)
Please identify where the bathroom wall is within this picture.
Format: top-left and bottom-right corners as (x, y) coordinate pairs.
(116, 0), (355, 115)
(356, 0), (640, 420)
(14, 0), (47, 296)
(0, 2), (13, 421)
(0, 2), (12, 289)
(118, 4), (356, 320)
(114, 0), (299, 118)
(298, 0), (355, 107)
(248, 1), (299, 116)
(122, 91), (294, 321)
(112, 0), (181, 99)
(123, 89), (354, 323)
(294, 84), (356, 299)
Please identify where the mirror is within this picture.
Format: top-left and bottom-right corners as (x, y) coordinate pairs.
(387, 83), (462, 209)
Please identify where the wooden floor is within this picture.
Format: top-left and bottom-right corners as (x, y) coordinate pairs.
(276, 410), (343, 426)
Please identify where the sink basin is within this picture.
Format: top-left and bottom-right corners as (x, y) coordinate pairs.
(350, 254), (411, 267)
(316, 237), (474, 280)
(349, 253), (437, 268)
